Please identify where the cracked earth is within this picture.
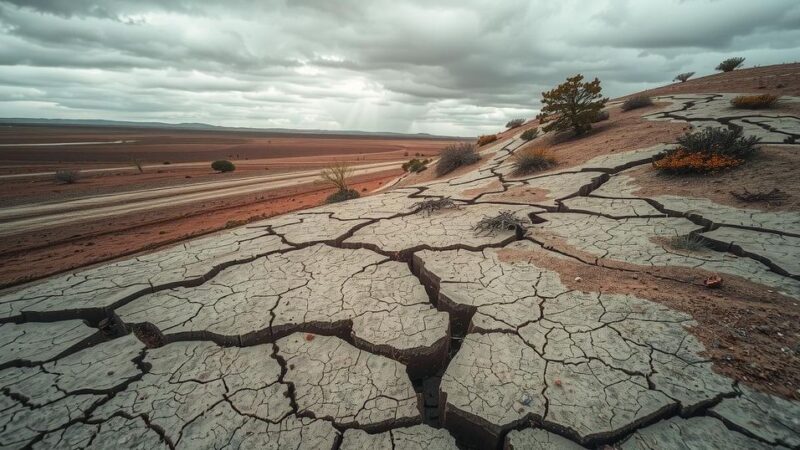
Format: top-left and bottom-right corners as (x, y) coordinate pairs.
(1, 93), (799, 449)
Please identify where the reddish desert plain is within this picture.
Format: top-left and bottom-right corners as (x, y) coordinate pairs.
(0, 123), (466, 286)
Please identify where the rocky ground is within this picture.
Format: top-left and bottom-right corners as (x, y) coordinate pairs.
(0, 88), (799, 449)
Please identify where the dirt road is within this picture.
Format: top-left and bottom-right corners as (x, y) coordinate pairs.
(0, 160), (401, 237)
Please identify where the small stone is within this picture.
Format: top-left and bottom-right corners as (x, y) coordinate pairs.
(520, 393), (533, 406)
(574, 277), (582, 282)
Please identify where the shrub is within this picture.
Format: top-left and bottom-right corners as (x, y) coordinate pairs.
(536, 74), (608, 136)
(511, 148), (557, 175)
(319, 162), (353, 191)
(131, 159), (144, 173)
(477, 134), (498, 146)
(621, 95), (653, 111)
(436, 143), (480, 176)
(668, 234), (708, 251)
(520, 128), (538, 141)
(653, 149), (743, 173)
(676, 127), (760, 159)
(591, 110), (610, 122)
(654, 127), (760, 174)
(211, 160), (236, 172)
(473, 211), (527, 236)
(54, 169), (80, 184)
(673, 72), (695, 83)
(716, 57), (745, 72)
(506, 118), (525, 129)
(730, 94), (779, 109)
(412, 197), (459, 215)
(325, 188), (360, 204)
(402, 158), (429, 173)
(730, 188), (788, 205)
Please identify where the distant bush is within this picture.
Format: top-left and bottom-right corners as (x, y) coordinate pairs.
(536, 74), (608, 137)
(54, 169), (80, 184)
(436, 143), (480, 176)
(668, 234), (708, 251)
(673, 72), (695, 83)
(512, 148), (557, 175)
(591, 110), (610, 122)
(325, 188), (360, 204)
(402, 158), (429, 173)
(520, 128), (538, 141)
(211, 160), (235, 172)
(730, 94), (779, 109)
(654, 127), (760, 173)
(412, 197), (459, 215)
(506, 118), (525, 129)
(131, 158), (144, 173)
(716, 57), (745, 72)
(477, 134), (498, 146)
(621, 95), (653, 111)
(320, 162), (353, 191)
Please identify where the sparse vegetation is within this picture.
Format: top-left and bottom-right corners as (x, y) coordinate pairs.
(668, 234), (708, 252)
(673, 72), (695, 83)
(730, 94), (779, 109)
(536, 74), (608, 137)
(511, 148), (557, 176)
(653, 127), (760, 173)
(211, 160), (235, 172)
(402, 158), (429, 173)
(477, 134), (498, 147)
(131, 159), (144, 173)
(320, 162), (360, 203)
(412, 197), (459, 215)
(520, 128), (538, 141)
(591, 110), (610, 122)
(716, 57), (745, 72)
(621, 95), (653, 111)
(506, 118), (525, 129)
(473, 210), (527, 236)
(54, 169), (80, 184)
(730, 188), (788, 205)
(436, 142), (480, 176)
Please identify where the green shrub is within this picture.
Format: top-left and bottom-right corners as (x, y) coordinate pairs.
(506, 118), (525, 129)
(520, 128), (538, 141)
(402, 158), (429, 173)
(673, 72), (695, 83)
(716, 57), (745, 72)
(536, 74), (608, 136)
(436, 143), (480, 176)
(621, 95), (653, 111)
(511, 148), (557, 175)
(676, 127), (760, 159)
(54, 169), (80, 184)
(211, 160), (236, 172)
(325, 188), (360, 204)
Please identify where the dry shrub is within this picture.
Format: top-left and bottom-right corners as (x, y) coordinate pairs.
(653, 149), (743, 173)
(512, 148), (557, 175)
(436, 143), (480, 176)
(477, 134), (498, 146)
(673, 72), (695, 83)
(730, 94), (779, 109)
(592, 110), (610, 122)
(621, 95), (653, 111)
(320, 162), (353, 191)
(506, 118), (525, 129)
(54, 169), (80, 184)
(520, 128), (538, 141)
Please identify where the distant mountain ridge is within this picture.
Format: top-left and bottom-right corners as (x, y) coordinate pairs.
(0, 117), (468, 140)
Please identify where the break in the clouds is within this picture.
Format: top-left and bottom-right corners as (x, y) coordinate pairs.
(0, 0), (799, 136)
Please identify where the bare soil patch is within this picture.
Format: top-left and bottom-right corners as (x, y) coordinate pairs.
(498, 241), (800, 400)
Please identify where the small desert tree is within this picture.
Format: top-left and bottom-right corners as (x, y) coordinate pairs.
(320, 162), (359, 203)
(673, 72), (695, 83)
(716, 57), (745, 72)
(536, 74), (608, 137)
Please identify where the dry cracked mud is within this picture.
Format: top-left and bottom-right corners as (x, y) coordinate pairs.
(1, 93), (799, 449)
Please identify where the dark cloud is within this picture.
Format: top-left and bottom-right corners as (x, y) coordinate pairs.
(0, 0), (798, 135)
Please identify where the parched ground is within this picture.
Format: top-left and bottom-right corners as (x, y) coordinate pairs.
(1, 67), (800, 449)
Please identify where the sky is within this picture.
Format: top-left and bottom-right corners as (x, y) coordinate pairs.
(0, 0), (798, 136)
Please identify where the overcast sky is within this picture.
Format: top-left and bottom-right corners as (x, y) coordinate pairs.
(1, 0), (798, 136)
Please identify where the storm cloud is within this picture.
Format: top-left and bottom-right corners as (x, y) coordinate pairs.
(1, 0), (798, 135)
